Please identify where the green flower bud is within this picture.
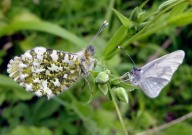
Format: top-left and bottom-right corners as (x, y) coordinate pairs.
(130, 7), (142, 22)
(104, 69), (111, 74)
(98, 84), (108, 95)
(95, 72), (109, 84)
(113, 87), (129, 103)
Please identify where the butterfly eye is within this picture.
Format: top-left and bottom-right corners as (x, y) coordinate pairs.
(85, 46), (95, 57)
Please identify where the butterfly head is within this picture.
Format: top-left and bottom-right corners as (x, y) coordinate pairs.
(77, 21), (108, 76)
(85, 45), (95, 58)
(129, 67), (141, 85)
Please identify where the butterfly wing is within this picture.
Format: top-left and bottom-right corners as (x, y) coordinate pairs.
(139, 50), (185, 98)
(7, 47), (82, 99)
(139, 67), (172, 98)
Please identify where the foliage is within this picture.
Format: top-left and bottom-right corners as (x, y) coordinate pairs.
(0, 0), (192, 135)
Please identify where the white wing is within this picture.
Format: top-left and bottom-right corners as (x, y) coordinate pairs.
(139, 50), (185, 98)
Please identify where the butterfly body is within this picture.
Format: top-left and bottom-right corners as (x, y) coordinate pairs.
(129, 67), (141, 86)
(127, 50), (185, 98)
(7, 46), (95, 99)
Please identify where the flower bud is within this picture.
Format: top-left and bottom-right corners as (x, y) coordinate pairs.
(113, 87), (129, 103)
(95, 72), (109, 84)
(130, 7), (141, 22)
(104, 69), (111, 74)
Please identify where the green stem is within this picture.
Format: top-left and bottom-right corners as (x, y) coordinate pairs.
(109, 86), (129, 135)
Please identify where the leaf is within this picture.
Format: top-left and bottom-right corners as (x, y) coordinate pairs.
(158, 0), (178, 11)
(168, 2), (187, 17)
(92, 110), (115, 128)
(83, 119), (103, 135)
(0, 92), (6, 105)
(13, 88), (34, 100)
(84, 84), (99, 105)
(168, 12), (192, 26)
(160, 122), (192, 135)
(103, 26), (127, 60)
(98, 84), (108, 95)
(12, 103), (31, 118)
(0, 75), (23, 90)
(112, 8), (133, 28)
(33, 98), (60, 120)
(0, 20), (86, 48)
(0, 75), (33, 101)
(7, 126), (53, 135)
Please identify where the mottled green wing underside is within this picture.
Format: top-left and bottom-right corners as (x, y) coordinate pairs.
(7, 47), (81, 99)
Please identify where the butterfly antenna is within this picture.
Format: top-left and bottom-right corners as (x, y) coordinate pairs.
(88, 20), (108, 46)
(117, 46), (136, 67)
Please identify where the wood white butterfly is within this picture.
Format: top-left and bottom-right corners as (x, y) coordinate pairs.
(122, 50), (185, 98)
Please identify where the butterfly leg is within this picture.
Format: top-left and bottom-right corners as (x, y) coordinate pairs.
(95, 59), (106, 69)
(82, 75), (93, 93)
(120, 72), (130, 79)
(120, 72), (131, 82)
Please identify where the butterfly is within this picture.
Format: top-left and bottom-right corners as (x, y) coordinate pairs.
(7, 21), (108, 99)
(121, 50), (185, 98)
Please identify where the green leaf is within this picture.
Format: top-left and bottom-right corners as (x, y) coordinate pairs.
(12, 103), (31, 118)
(33, 99), (60, 120)
(0, 75), (23, 90)
(0, 75), (33, 101)
(158, 0), (178, 11)
(103, 26), (127, 60)
(92, 110), (115, 128)
(83, 119), (103, 135)
(98, 84), (108, 95)
(160, 122), (192, 135)
(13, 88), (34, 100)
(112, 8), (133, 28)
(0, 21), (86, 48)
(0, 92), (6, 105)
(84, 84), (99, 105)
(168, 12), (192, 26)
(168, 2), (187, 17)
(7, 126), (53, 135)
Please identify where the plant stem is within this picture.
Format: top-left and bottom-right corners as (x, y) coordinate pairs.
(109, 86), (129, 135)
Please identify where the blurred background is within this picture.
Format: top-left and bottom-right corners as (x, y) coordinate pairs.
(0, 0), (192, 135)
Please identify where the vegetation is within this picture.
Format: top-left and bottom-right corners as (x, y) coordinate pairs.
(0, 0), (192, 134)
